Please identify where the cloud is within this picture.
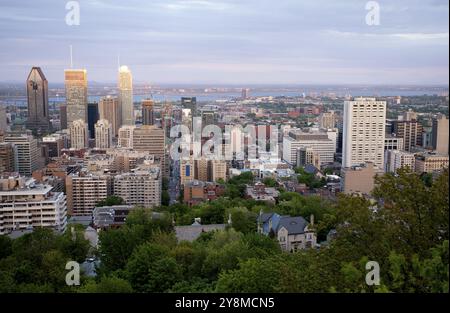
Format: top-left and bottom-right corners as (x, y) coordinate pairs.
(325, 30), (449, 42)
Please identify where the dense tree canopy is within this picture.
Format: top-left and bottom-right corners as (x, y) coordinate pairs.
(0, 168), (447, 293)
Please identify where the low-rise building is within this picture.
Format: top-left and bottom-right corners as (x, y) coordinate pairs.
(245, 182), (280, 204)
(257, 212), (317, 252)
(341, 162), (382, 196)
(415, 153), (449, 174)
(183, 180), (225, 207)
(93, 205), (164, 229)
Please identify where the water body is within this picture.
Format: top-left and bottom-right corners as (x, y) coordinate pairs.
(2, 88), (448, 107)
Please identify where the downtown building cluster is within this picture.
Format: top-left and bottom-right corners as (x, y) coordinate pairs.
(0, 65), (448, 249)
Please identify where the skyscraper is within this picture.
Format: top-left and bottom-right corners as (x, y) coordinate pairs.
(4, 131), (39, 176)
(95, 119), (112, 149)
(432, 114), (449, 155)
(392, 112), (423, 152)
(99, 96), (121, 137)
(65, 69), (88, 127)
(181, 97), (196, 113)
(59, 105), (67, 130)
(241, 88), (250, 100)
(0, 142), (16, 173)
(70, 119), (88, 149)
(118, 65), (134, 126)
(319, 111), (336, 129)
(201, 111), (215, 129)
(87, 102), (99, 139)
(132, 125), (168, 178)
(142, 99), (155, 126)
(26, 67), (52, 135)
(342, 97), (386, 169)
(0, 106), (8, 133)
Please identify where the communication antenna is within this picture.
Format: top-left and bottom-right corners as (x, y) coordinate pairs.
(117, 53), (120, 70)
(69, 45), (73, 68)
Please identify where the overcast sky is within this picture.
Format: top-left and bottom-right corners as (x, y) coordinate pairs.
(0, 0), (448, 85)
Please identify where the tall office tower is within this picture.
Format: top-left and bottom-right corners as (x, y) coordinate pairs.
(319, 111), (336, 129)
(142, 99), (155, 126)
(114, 166), (161, 208)
(65, 69), (88, 127)
(241, 88), (250, 100)
(87, 102), (99, 139)
(0, 142), (16, 173)
(392, 119), (423, 152)
(59, 105), (67, 130)
(99, 96), (121, 137)
(95, 119), (112, 149)
(0, 176), (67, 234)
(201, 111), (215, 128)
(117, 125), (135, 148)
(212, 159), (227, 182)
(0, 106), (8, 133)
(336, 116), (344, 153)
(25, 67), (52, 135)
(162, 103), (174, 134)
(195, 158), (210, 182)
(41, 134), (64, 157)
(182, 109), (192, 132)
(342, 97), (386, 169)
(180, 157), (195, 185)
(432, 114), (449, 155)
(66, 172), (112, 215)
(70, 119), (88, 149)
(181, 97), (197, 113)
(4, 132), (39, 176)
(132, 125), (168, 178)
(118, 65), (134, 126)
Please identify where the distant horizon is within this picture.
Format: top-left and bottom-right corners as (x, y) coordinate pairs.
(0, 80), (448, 88)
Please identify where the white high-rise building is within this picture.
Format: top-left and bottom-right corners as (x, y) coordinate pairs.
(343, 97), (386, 169)
(0, 176), (67, 234)
(95, 119), (112, 149)
(70, 119), (88, 149)
(118, 66), (134, 126)
(4, 132), (39, 176)
(114, 166), (161, 208)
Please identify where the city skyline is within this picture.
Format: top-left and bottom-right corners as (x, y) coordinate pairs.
(0, 0), (448, 85)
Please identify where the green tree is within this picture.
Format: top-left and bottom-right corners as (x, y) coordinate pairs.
(96, 195), (125, 207)
(125, 243), (182, 292)
(79, 276), (133, 293)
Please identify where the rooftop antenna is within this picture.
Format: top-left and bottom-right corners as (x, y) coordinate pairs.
(69, 45), (73, 68)
(117, 53), (120, 70)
